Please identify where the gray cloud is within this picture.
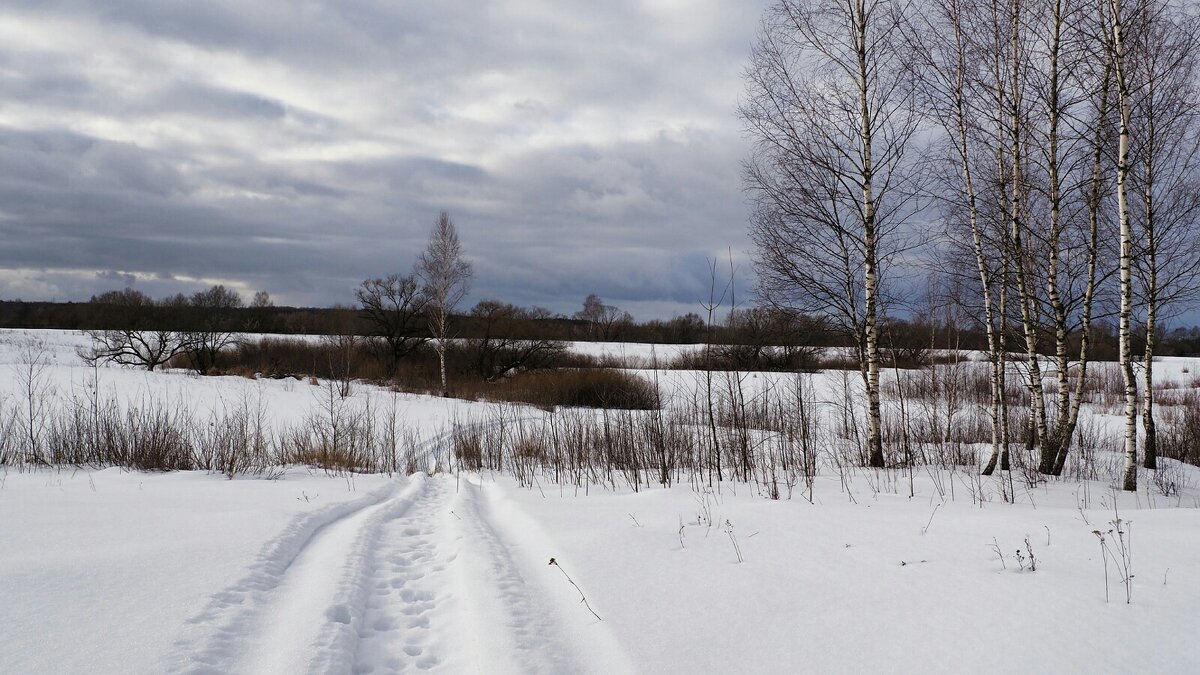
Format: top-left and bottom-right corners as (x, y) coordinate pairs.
(0, 0), (770, 318)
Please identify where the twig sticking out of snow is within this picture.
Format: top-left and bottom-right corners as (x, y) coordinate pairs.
(1093, 516), (1134, 604)
(1018, 535), (1036, 572)
(989, 538), (1006, 570)
(721, 519), (743, 563)
(1093, 529), (1111, 603)
(921, 503), (941, 535)
(548, 558), (602, 621)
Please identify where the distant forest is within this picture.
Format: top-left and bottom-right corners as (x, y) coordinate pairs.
(4, 295), (1200, 359)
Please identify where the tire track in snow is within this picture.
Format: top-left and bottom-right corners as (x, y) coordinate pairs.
(350, 478), (459, 674)
(169, 471), (630, 674)
(166, 477), (427, 674)
(457, 478), (637, 675)
(447, 478), (634, 675)
(454, 481), (581, 673)
(349, 476), (595, 674)
(166, 425), (467, 674)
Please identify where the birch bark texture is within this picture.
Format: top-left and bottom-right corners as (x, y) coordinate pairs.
(1110, 0), (1140, 492)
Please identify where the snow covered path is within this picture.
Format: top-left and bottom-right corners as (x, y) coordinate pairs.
(165, 474), (631, 675)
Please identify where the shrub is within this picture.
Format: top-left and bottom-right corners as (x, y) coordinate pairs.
(466, 368), (661, 410)
(1158, 391), (1200, 467)
(670, 344), (822, 372)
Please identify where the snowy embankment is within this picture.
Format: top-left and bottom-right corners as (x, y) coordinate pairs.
(1, 329), (1199, 673)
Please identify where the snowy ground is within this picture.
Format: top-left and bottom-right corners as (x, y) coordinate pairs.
(2, 329), (1200, 673)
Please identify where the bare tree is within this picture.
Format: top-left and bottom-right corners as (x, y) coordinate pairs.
(356, 273), (430, 374)
(418, 212), (472, 396)
(743, 0), (921, 468)
(700, 257), (731, 484)
(83, 328), (189, 371)
(1021, 0), (1098, 477)
(959, 0), (1107, 479)
(83, 289), (189, 371)
(1126, 1), (1200, 469)
(1106, 0), (1141, 491)
(909, 0), (1011, 475)
(247, 290), (274, 332)
(182, 285), (244, 375)
(13, 339), (54, 464)
(469, 301), (566, 381)
(574, 294), (634, 341)
(913, 0), (1118, 477)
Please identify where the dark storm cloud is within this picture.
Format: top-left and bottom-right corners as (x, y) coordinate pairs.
(0, 0), (771, 317)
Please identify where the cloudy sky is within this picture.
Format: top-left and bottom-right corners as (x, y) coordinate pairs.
(0, 1), (770, 318)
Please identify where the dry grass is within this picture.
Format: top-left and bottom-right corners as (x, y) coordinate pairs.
(1158, 391), (1200, 467)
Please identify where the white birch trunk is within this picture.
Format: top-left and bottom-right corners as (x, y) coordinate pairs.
(1112, 0), (1140, 491)
(1141, 77), (1160, 470)
(944, 1), (1003, 475)
(1005, 0), (1050, 463)
(856, 0), (884, 468)
(1142, 181), (1159, 469)
(1044, 0), (1073, 467)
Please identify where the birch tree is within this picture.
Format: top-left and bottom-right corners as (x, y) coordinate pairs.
(993, 0), (1112, 478)
(963, 0), (1123, 477)
(418, 212), (472, 397)
(1126, 1), (1200, 469)
(910, 0), (1014, 475)
(743, 0), (920, 468)
(1106, 0), (1140, 491)
(914, 0), (1110, 477)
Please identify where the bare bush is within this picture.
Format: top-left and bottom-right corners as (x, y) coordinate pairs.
(356, 273), (430, 373)
(1158, 391), (1200, 467)
(181, 285), (243, 375)
(83, 328), (188, 371)
(13, 339), (54, 464)
(468, 301), (566, 382)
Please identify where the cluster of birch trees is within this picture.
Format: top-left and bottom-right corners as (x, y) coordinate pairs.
(743, 0), (1200, 490)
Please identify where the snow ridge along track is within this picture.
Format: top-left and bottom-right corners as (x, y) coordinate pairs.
(169, 473), (632, 675)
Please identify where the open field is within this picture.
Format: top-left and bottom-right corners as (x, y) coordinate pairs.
(2, 328), (1199, 673)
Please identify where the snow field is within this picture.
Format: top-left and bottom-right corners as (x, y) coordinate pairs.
(2, 328), (1200, 673)
(494, 472), (1200, 673)
(0, 467), (393, 674)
